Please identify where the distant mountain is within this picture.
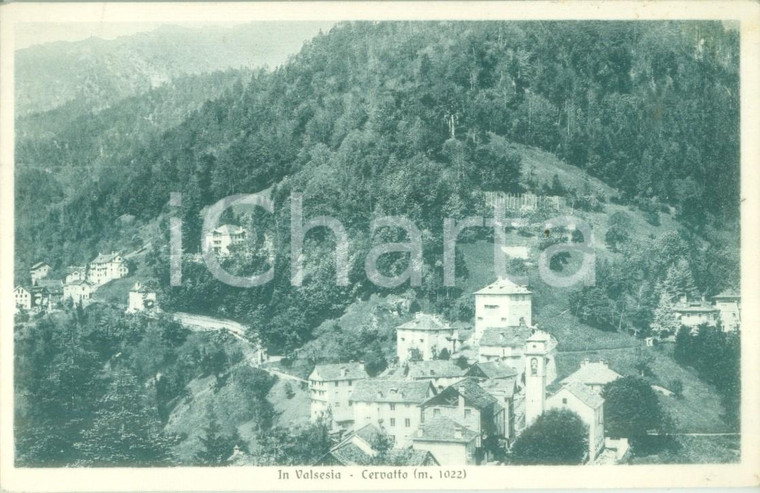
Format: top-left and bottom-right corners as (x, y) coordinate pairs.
(15, 22), (334, 116)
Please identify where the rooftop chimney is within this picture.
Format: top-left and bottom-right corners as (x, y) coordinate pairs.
(454, 428), (463, 439)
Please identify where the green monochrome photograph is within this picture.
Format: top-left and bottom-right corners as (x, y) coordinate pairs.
(1, 2), (759, 491)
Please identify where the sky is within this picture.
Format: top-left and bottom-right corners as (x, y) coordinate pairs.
(14, 21), (336, 50)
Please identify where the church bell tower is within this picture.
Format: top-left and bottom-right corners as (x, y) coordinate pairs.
(524, 330), (549, 426)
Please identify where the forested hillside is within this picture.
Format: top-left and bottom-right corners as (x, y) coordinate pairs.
(16, 21), (739, 343)
(15, 22), (333, 116)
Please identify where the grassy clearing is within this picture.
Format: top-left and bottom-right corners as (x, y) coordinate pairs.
(268, 377), (311, 427)
(631, 435), (740, 464)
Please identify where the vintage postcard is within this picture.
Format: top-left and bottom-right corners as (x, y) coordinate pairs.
(1, 1), (759, 491)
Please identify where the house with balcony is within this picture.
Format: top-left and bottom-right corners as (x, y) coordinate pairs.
(309, 362), (369, 429)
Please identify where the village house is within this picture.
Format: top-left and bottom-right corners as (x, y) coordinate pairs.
(315, 424), (439, 466)
(466, 361), (519, 442)
(381, 360), (467, 390)
(478, 324), (558, 385)
(412, 416), (479, 465)
(30, 262), (50, 284)
(349, 379), (436, 447)
(63, 279), (95, 306)
(36, 279), (64, 306)
(420, 377), (505, 461)
(473, 278), (532, 343)
(561, 359), (621, 394)
(546, 383), (605, 461)
(712, 289), (741, 331)
(309, 362), (369, 429)
(126, 281), (158, 314)
(88, 252), (128, 286)
(65, 266), (87, 284)
(395, 313), (457, 362)
(205, 224), (247, 256)
(14, 286), (31, 311)
(672, 296), (720, 329)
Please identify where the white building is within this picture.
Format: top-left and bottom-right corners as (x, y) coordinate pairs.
(396, 313), (457, 362)
(713, 289), (741, 331)
(14, 286), (31, 311)
(205, 225), (247, 256)
(65, 266), (87, 284)
(546, 383), (605, 461)
(560, 359), (621, 394)
(474, 278), (532, 342)
(673, 296), (719, 329)
(478, 325), (558, 384)
(350, 379), (436, 447)
(412, 416), (479, 465)
(309, 362), (369, 428)
(30, 262), (50, 283)
(88, 252), (128, 286)
(63, 280), (95, 306)
(126, 282), (158, 314)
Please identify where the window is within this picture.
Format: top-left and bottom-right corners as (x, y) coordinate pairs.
(334, 382), (339, 387)
(433, 408), (440, 416)
(401, 337), (406, 342)
(390, 404), (396, 411)
(348, 380), (352, 386)
(501, 317), (507, 322)
(405, 418), (411, 427)
(562, 398), (567, 405)
(419, 339), (424, 343)
(464, 409), (471, 418)
(349, 401), (353, 406)
(485, 304), (499, 309)
(335, 402), (340, 407)
(390, 418), (396, 427)
(477, 317), (483, 321)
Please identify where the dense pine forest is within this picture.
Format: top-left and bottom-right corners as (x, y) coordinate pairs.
(15, 21), (741, 466)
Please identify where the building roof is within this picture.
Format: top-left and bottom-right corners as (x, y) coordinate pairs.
(713, 289), (740, 300)
(91, 252), (123, 264)
(555, 382), (604, 409)
(396, 313), (452, 332)
(65, 279), (94, 287)
(212, 224), (246, 235)
(467, 361), (518, 380)
(475, 278), (531, 296)
(36, 279), (64, 293)
(353, 423), (383, 444)
(318, 423), (438, 466)
(309, 362), (368, 381)
(423, 377), (497, 410)
(65, 265), (86, 274)
(413, 416), (479, 443)
(480, 325), (533, 347)
(30, 262), (49, 270)
(673, 301), (718, 313)
(479, 377), (518, 400)
(14, 285), (30, 293)
(406, 360), (467, 380)
(349, 379), (434, 404)
(561, 360), (621, 387)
